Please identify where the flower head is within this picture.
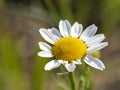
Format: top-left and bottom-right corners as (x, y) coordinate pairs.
(38, 20), (108, 72)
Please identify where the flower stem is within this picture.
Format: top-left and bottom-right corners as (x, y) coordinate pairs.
(68, 72), (76, 90)
(84, 65), (92, 90)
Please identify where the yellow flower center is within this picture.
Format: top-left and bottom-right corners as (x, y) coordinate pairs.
(52, 37), (87, 62)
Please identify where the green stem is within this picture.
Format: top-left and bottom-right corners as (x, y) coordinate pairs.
(78, 76), (84, 90)
(84, 65), (92, 90)
(78, 65), (93, 90)
(68, 72), (76, 90)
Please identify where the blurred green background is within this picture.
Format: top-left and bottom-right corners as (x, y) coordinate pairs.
(0, 0), (120, 90)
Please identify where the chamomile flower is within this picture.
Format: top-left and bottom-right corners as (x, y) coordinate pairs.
(38, 20), (108, 72)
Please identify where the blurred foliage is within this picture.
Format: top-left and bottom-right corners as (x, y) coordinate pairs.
(0, 0), (120, 90)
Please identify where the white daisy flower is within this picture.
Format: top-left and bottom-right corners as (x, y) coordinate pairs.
(38, 20), (108, 72)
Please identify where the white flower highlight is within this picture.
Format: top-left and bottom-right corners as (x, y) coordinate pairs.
(38, 20), (108, 72)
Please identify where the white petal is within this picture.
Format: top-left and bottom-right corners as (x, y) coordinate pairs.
(87, 42), (108, 54)
(84, 55), (105, 70)
(48, 28), (61, 40)
(73, 59), (82, 64)
(71, 22), (83, 37)
(37, 51), (53, 58)
(45, 60), (61, 70)
(38, 42), (51, 51)
(85, 34), (105, 46)
(59, 20), (71, 37)
(65, 63), (76, 72)
(58, 60), (65, 64)
(80, 24), (97, 41)
(39, 28), (57, 44)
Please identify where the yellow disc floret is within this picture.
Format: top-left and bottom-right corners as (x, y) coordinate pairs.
(52, 37), (87, 62)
